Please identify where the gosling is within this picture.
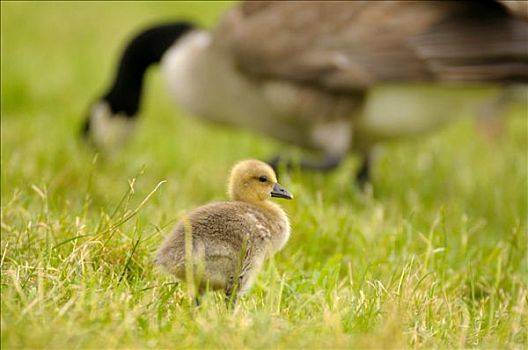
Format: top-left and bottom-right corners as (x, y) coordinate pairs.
(156, 159), (293, 303)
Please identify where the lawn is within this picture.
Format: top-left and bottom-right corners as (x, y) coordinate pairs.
(1, 2), (527, 349)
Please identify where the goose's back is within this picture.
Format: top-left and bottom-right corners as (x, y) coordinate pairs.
(214, 1), (528, 91)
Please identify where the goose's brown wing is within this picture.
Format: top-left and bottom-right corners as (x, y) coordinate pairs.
(213, 1), (528, 91)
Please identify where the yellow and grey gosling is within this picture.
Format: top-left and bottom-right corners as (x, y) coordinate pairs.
(156, 159), (293, 303)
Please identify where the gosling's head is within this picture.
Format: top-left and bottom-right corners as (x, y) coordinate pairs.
(228, 160), (293, 203)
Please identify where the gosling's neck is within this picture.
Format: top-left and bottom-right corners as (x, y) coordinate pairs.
(256, 199), (286, 216)
(230, 194), (285, 217)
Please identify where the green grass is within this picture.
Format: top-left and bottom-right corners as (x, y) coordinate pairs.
(1, 2), (527, 349)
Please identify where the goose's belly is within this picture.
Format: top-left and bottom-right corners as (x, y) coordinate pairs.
(355, 84), (501, 146)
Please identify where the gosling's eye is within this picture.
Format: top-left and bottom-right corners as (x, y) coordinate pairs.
(258, 175), (268, 183)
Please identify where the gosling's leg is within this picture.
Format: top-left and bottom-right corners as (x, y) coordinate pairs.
(225, 291), (238, 308)
(225, 275), (241, 308)
(224, 266), (253, 308)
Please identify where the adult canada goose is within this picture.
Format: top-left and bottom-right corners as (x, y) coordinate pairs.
(156, 159), (293, 303)
(83, 1), (528, 185)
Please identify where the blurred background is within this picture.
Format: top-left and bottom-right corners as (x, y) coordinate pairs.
(2, 1), (526, 203)
(1, 2), (527, 349)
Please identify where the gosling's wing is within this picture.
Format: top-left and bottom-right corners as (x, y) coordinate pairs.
(213, 1), (528, 91)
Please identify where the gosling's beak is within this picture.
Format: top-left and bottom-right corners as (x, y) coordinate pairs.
(271, 182), (293, 200)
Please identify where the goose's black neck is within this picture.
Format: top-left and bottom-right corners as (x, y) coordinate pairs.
(103, 22), (195, 117)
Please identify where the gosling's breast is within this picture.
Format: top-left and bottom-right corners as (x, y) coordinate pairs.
(241, 202), (290, 254)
